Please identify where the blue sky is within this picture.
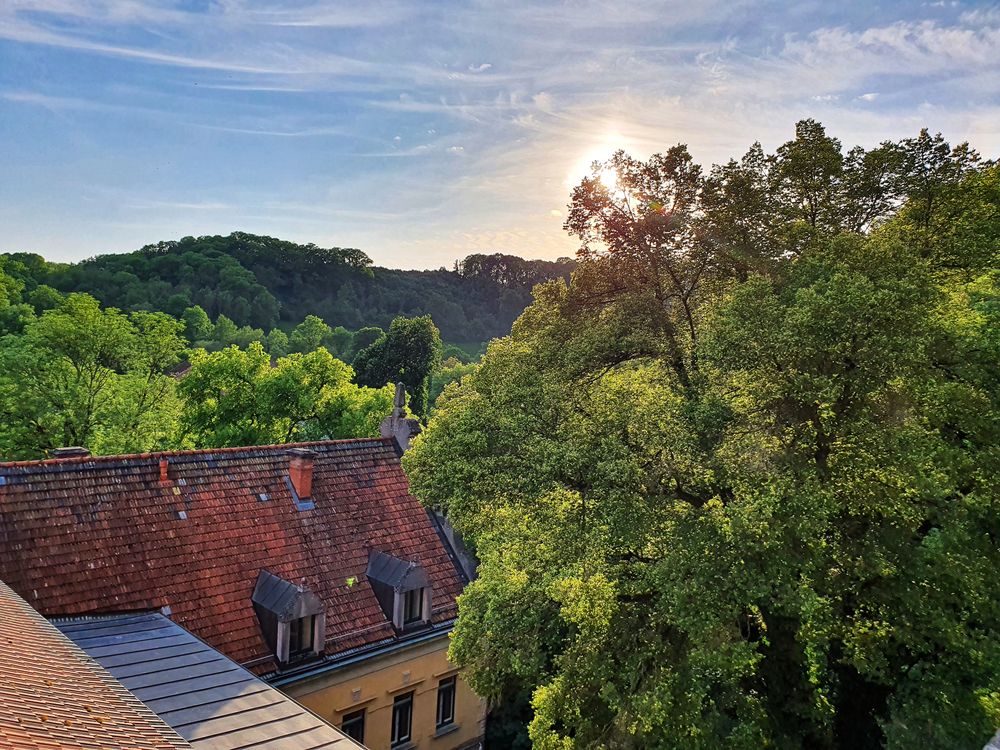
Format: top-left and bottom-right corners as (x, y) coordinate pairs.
(1, 1), (998, 269)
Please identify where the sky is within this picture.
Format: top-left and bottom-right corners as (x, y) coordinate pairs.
(0, 1), (999, 270)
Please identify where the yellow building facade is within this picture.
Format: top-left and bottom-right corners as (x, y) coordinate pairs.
(285, 632), (486, 750)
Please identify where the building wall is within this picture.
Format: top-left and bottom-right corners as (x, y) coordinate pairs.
(285, 634), (486, 750)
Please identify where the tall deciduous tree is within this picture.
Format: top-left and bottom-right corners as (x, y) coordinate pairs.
(405, 125), (1000, 749)
(178, 342), (394, 447)
(353, 315), (442, 418)
(0, 293), (184, 458)
(290, 314), (333, 354)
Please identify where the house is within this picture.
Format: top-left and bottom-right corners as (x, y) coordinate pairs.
(0, 435), (485, 750)
(1, 578), (361, 749)
(0, 579), (191, 750)
(55, 611), (362, 749)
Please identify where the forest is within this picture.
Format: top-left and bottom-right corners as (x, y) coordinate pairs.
(404, 121), (1000, 749)
(1, 236), (575, 342)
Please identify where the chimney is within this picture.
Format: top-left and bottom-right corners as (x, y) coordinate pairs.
(380, 383), (422, 453)
(50, 447), (90, 459)
(159, 458), (170, 482)
(287, 448), (316, 499)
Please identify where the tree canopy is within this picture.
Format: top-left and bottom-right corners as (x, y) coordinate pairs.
(353, 315), (443, 418)
(0, 293), (184, 458)
(2, 233), (574, 343)
(177, 343), (396, 448)
(405, 122), (1000, 749)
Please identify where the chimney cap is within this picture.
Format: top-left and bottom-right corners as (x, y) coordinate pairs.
(50, 447), (91, 459)
(286, 447), (317, 460)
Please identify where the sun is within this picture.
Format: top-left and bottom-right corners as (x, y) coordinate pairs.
(566, 133), (627, 191)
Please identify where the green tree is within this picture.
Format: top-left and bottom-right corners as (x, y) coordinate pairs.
(178, 342), (395, 447)
(348, 325), (384, 361)
(213, 313), (238, 346)
(405, 129), (1000, 749)
(27, 284), (63, 313)
(325, 325), (353, 357)
(0, 294), (184, 458)
(265, 328), (290, 357)
(353, 315), (442, 418)
(182, 305), (213, 342)
(429, 358), (477, 411)
(290, 314), (333, 354)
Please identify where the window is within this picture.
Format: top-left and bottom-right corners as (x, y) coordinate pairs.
(341, 709), (365, 744)
(391, 691), (413, 747)
(288, 615), (315, 658)
(403, 588), (423, 624)
(436, 676), (456, 729)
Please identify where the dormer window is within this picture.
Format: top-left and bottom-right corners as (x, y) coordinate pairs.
(251, 570), (326, 665)
(288, 614), (316, 657)
(403, 588), (424, 624)
(367, 550), (432, 631)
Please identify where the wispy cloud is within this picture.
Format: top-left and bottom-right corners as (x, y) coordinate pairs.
(0, 1), (997, 268)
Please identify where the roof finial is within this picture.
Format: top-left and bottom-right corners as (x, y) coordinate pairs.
(393, 382), (406, 412)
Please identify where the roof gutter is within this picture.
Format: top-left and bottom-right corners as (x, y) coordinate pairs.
(266, 618), (456, 689)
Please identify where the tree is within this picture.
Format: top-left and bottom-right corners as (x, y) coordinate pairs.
(325, 325), (353, 357)
(404, 126), (1000, 749)
(353, 315), (442, 418)
(213, 313), (238, 346)
(0, 294), (184, 458)
(265, 328), (289, 357)
(27, 284), (63, 313)
(429, 358), (477, 411)
(348, 325), (384, 361)
(289, 314), (333, 354)
(182, 305), (213, 342)
(178, 342), (395, 447)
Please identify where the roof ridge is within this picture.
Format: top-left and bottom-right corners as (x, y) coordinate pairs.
(0, 437), (395, 469)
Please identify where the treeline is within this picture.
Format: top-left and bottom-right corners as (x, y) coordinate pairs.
(0, 263), (469, 458)
(406, 122), (1000, 749)
(1, 235), (575, 342)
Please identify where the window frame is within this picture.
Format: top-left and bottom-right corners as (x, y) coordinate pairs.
(391, 690), (414, 747)
(402, 588), (423, 625)
(287, 614), (315, 659)
(436, 675), (457, 729)
(341, 708), (365, 744)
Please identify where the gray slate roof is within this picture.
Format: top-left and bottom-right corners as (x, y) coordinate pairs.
(55, 613), (359, 750)
(367, 550), (429, 591)
(252, 569), (324, 621)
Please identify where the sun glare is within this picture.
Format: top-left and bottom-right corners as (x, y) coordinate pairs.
(566, 133), (628, 191)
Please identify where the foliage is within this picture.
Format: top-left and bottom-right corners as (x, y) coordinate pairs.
(290, 314), (333, 354)
(0, 293), (184, 458)
(178, 342), (395, 447)
(3, 233), (575, 342)
(182, 304), (213, 342)
(405, 122), (1000, 749)
(429, 358), (478, 410)
(353, 315), (442, 418)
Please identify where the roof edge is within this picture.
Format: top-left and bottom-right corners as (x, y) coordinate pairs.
(0, 437), (397, 469)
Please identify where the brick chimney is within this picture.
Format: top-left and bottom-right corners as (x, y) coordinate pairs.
(287, 448), (316, 499)
(159, 458), (170, 483)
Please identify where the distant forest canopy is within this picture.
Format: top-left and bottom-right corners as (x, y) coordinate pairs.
(0, 233), (576, 342)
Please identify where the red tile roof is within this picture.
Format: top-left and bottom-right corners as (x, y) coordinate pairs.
(0, 580), (192, 750)
(0, 439), (464, 674)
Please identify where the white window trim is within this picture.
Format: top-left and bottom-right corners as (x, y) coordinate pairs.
(391, 586), (432, 629)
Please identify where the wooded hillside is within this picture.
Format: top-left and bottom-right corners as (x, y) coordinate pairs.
(1, 235), (575, 342)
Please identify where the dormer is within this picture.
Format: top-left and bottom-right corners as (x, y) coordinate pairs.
(366, 550), (432, 632)
(251, 570), (326, 665)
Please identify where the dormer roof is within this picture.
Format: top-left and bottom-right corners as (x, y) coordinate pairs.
(367, 550), (430, 592)
(252, 570), (325, 621)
